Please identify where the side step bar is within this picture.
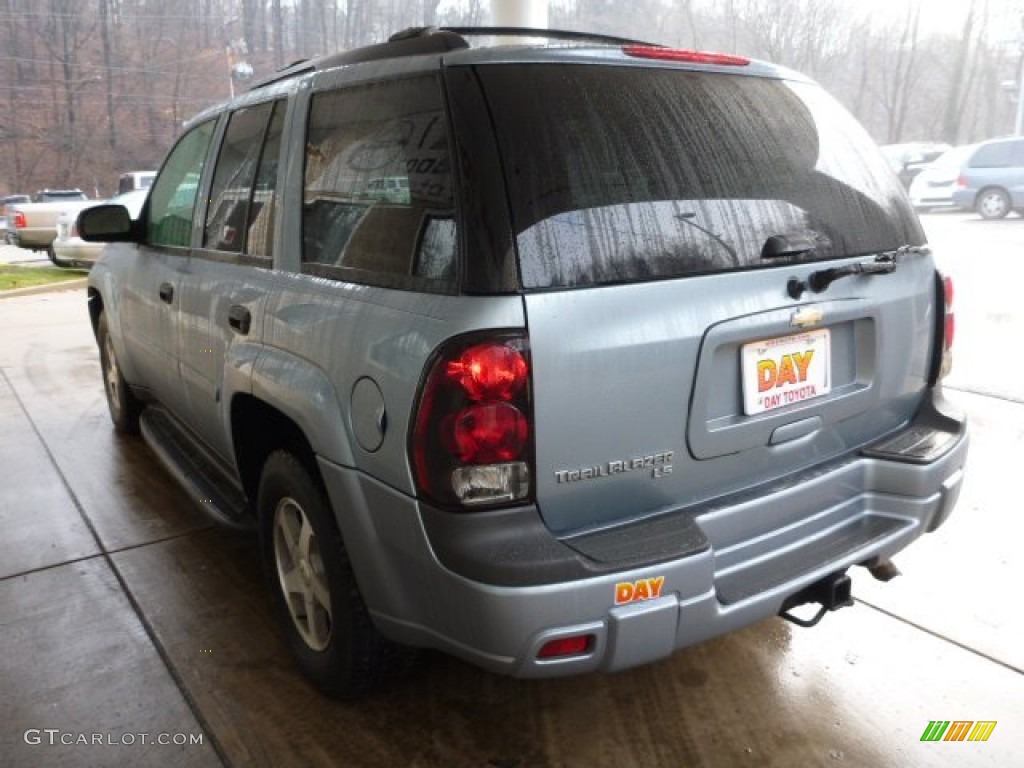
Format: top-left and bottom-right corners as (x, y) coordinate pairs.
(139, 407), (252, 529)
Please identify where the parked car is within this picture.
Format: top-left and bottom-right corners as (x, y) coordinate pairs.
(5, 189), (91, 254)
(31, 188), (89, 203)
(951, 136), (1024, 219)
(117, 171), (156, 194)
(1, 194), (31, 242)
(51, 188), (148, 267)
(879, 142), (951, 189)
(81, 27), (968, 698)
(909, 144), (978, 211)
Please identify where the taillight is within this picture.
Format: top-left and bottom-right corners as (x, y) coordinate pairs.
(13, 211), (26, 229)
(622, 44), (750, 67)
(955, 174), (967, 189)
(412, 333), (533, 508)
(937, 272), (954, 379)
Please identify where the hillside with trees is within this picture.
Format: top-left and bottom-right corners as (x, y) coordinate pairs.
(1, 0), (1021, 196)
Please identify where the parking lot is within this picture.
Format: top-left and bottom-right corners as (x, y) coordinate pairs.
(1, 213), (1022, 767)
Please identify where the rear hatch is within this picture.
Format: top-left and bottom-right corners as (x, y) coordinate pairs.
(475, 59), (935, 535)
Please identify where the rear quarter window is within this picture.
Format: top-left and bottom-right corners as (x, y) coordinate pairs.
(301, 74), (457, 290)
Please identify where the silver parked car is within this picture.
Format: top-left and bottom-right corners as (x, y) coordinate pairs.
(951, 136), (1024, 219)
(1, 193), (31, 243)
(52, 188), (149, 267)
(80, 27), (968, 697)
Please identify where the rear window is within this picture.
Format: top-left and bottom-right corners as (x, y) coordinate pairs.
(478, 65), (922, 289)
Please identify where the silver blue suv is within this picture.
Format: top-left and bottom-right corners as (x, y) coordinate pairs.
(81, 27), (968, 697)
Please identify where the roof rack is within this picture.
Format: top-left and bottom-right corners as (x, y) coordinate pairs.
(249, 26), (658, 92)
(430, 26), (657, 47)
(249, 28), (469, 91)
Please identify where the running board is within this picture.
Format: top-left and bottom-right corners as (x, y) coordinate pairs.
(139, 407), (252, 529)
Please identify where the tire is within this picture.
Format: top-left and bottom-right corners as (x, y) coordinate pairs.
(975, 187), (1011, 220)
(46, 245), (75, 269)
(97, 312), (142, 434)
(258, 450), (414, 698)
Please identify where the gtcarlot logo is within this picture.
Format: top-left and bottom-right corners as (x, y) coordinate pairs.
(24, 729), (204, 747)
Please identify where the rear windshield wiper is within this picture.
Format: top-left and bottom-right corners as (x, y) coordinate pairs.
(761, 233), (816, 260)
(788, 245), (930, 299)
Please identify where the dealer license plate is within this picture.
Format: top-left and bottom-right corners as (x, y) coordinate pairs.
(741, 329), (831, 415)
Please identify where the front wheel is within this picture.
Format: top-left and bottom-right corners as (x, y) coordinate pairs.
(97, 312), (141, 434)
(258, 450), (413, 698)
(976, 187), (1011, 220)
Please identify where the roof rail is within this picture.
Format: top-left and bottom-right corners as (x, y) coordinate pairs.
(435, 26), (657, 47)
(249, 28), (469, 91)
(248, 26), (658, 93)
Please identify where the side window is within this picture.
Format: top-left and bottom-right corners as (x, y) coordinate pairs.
(203, 100), (284, 255)
(302, 75), (456, 286)
(970, 142), (1012, 168)
(148, 120), (216, 248)
(1011, 140), (1024, 167)
(248, 102), (285, 257)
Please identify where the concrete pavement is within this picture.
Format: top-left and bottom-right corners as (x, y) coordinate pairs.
(1, 287), (1021, 767)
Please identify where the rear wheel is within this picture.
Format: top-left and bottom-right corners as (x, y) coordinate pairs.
(258, 450), (413, 698)
(46, 245), (75, 268)
(975, 187), (1011, 220)
(97, 312), (141, 434)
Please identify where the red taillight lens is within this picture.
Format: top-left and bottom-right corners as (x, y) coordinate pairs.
(13, 211), (26, 229)
(935, 272), (955, 379)
(955, 174), (967, 189)
(446, 343), (528, 402)
(412, 333), (533, 508)
(449, 403), (528, 463)
(622, 44), (749, 67)
(943, 275), (954, 351)
(537, 634), (595, 659)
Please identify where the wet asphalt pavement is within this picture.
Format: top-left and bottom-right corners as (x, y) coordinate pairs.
(1, 230), (1022, 766)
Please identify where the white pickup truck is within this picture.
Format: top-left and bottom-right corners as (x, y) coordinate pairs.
(4, 189), (91, 258)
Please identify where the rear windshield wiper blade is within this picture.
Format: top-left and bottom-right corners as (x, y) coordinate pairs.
(807, 256), (896, 293)
(788, 245), (930, 299)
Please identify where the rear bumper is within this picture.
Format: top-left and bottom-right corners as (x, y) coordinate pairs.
(52, 238), (102, 264)
(950, 189), (974, 208)
(6, 230), (52, 250)
(320, 389), (968, 678)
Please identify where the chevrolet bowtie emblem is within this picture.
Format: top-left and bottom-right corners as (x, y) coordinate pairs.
(791, 306), (824, 328)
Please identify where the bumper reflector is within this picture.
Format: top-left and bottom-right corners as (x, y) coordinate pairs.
(537, 634), (595, 659)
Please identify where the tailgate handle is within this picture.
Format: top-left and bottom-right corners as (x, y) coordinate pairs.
(158, 282), (174, 304)
(770, 416), (822, 446)
(228, 304), (251, 335)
